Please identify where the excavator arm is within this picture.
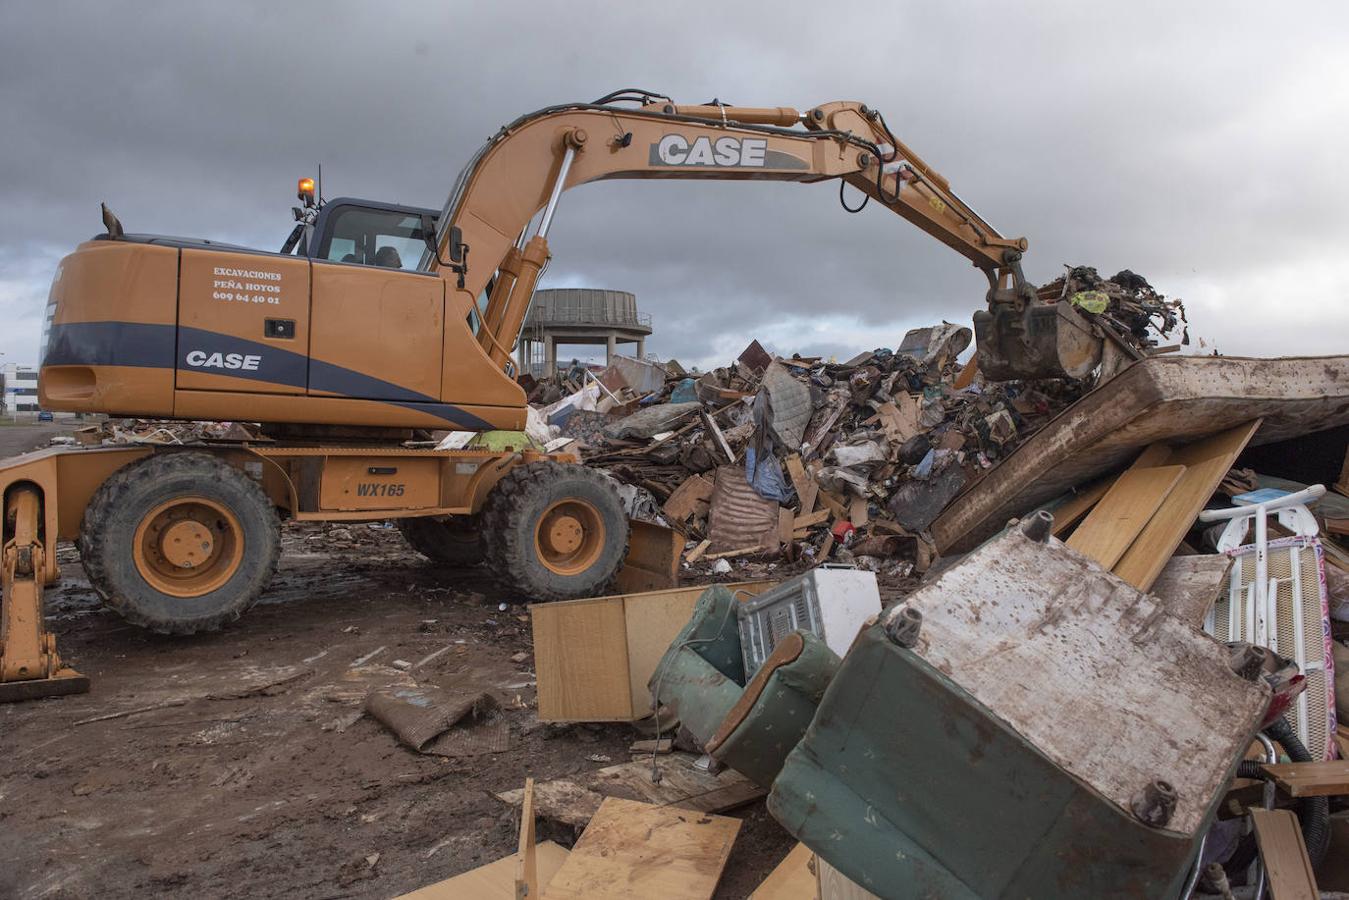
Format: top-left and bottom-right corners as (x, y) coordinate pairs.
(428, 94), (1101, 381)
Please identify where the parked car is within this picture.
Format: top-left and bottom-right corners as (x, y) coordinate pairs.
(37, 410), (54, 422)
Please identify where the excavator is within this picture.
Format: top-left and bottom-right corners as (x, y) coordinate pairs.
(0, 89), (1110, 700)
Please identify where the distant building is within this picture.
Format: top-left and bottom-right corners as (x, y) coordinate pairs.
(1, 363), (40, 416)
(518, 288), (652, 378)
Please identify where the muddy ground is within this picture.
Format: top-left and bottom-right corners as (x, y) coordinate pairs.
(0, 468), (798, 899)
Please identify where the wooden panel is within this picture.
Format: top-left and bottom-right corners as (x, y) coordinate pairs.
(542, 797), (740, 900)
(1113, 421), (1262, 590)
(1263, 760), (1349, 797)
(785, 454), (817, 513)
(531, 596), (632, 722)
(1149, 554), (1234, 625)
(397, 842), (569, 899)
(1050, 477), (1111, 536)
(1250, 808), (1319, 900)
(750, 843), (816, 900)
(1066, 465), (1185, 568)
(816, 858), (880, 899)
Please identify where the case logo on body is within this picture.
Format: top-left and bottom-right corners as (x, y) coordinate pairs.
(649, 134), (808, 170)
(185, 350), (261, 371)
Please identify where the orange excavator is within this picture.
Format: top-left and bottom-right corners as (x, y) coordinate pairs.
(1, 89), (1105, 700)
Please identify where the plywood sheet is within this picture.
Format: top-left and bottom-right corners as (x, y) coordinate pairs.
(749, 843), (816, 900)
(1113, 421), (1261, 590)
(496, 753), (764, 828)
(397, 842), (569, 899)
(816, 858), (881, 899)
(543, 798), (739, 900)
(1066, 465), (1185, 568)
(532, 596), (631, 722)
(933, 355), (1349, 553)
(1250, 808), (1319, 900)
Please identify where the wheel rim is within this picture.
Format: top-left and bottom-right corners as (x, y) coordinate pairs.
(133, 497), (245, 597)
(534, 499), (605, 576)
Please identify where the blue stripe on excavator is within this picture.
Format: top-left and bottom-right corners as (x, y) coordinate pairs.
(43, 321), (495, 429)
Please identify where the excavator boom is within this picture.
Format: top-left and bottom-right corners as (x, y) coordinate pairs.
(426, 95), (1097, 380)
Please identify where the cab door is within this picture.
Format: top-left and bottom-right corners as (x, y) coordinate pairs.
(306, 204), (445, 404)
(176, 249), (311, 394)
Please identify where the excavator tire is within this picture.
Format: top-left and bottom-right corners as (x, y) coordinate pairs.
(481, 461), (628, 602)
(397, 515), (486, 567)
(78, 451), (281, 635)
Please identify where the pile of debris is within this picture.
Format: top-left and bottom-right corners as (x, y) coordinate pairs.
(533, 323), (1118, 579)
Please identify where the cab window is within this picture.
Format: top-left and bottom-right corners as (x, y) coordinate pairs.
(317, 206), (431, 271)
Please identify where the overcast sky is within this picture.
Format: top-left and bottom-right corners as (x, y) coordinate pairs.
(3, 1), (1347, 371)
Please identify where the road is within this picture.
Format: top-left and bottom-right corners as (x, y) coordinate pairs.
(0, 420), (78, 457)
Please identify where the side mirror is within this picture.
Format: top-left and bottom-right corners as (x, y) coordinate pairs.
(448, 225), (465, 264)
(420, 217), (466, 266)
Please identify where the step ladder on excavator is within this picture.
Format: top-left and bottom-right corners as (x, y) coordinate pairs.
(1, 485), (89, 701)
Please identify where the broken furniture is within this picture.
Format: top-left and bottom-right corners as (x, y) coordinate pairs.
(768, 514), (1271, 899)
(933, 355), (1349, 555)
(648, 584), (841, 784)
(530, 581), (775, 722)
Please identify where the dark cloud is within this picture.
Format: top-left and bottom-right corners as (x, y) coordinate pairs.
(3, 1), (1347, 368)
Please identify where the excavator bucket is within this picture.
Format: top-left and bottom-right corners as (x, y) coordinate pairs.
(972, 300), (1103, 382)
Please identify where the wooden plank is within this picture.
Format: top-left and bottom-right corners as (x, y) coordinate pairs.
(685, 539), (712, 563)
(817, 490), (847, 518)
(542, 797), (740, 900)
(779, 507), (795, 548)
(1113, 421), (1262, 590)
(750, 843), (817, 900)
(664, 474), (715, 521)
(1066, 465), (1186, 568)
(1051, 443), (1174, 537)
(1149, 554), (1234, 626)
(785, 454), (818, 514)
(398, 843), (569, 900)
(816, 857), (880, 899)
(952, 357), (979, 390)
(531, 596), (632, 722)
(516, 779), (537, 900)
(793, 509), (831, 529)
(1250, 808), (1319, 900)
(1263, 760), (1349, 797)
(497, 754), (765, 829)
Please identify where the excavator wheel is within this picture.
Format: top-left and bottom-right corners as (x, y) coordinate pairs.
(481, 461), (628, 602)
(78, 452), (281, 635)
(397, 515), (486, 567)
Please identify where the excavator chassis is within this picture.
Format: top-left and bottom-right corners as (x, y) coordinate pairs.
(0, 440), (643, 701)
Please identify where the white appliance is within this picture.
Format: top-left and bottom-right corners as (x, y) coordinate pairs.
(737, 566), (882, 674)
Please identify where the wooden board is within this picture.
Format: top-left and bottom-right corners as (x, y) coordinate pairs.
(1113, 421), (1262, 590)
(398, 842), (569, 899)
(496, 753), (765, 828)
(750, 843), (817, 900)
(816, 857), (880, 900)
(1050, 477), (1111, 536)
(1250, 808), (1319, 899)
(1148, 553), (1234, 625)
(664, 474), (715, 521)
(516, 778), (537, 900)
(532, 596), (631, 723)
(793, 509), (831, 529)
(1066, 465), (1186, 568)
(1263, 760), (1349, 797)
(785, 454), (817, 514)
(542, 797), (740, 900)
